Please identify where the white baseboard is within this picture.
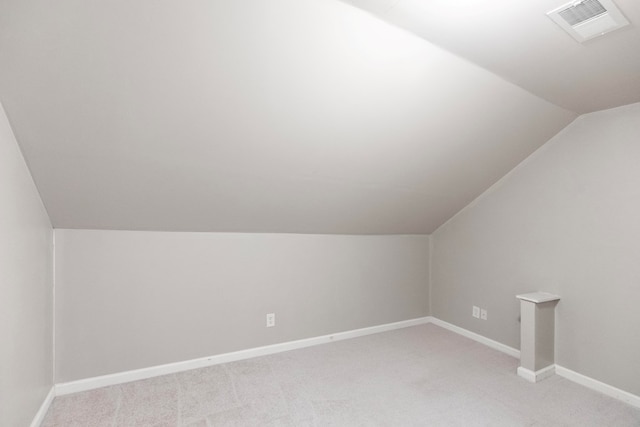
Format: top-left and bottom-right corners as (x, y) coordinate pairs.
(517, 365), (555, 383)
(52, 315), (640, 413)
(555, 365), (640, 409)
(429, 317), (520, 359)
(30, 386), (55, 427)
(55, 316), (432, 396)
(427, 318), (640, 409)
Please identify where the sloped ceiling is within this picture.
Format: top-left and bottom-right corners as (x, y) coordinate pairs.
(0, 0), (577, 234)
(344, 0), (640, 114)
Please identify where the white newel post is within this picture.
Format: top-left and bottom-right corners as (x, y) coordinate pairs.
(516, 292), (561, 383)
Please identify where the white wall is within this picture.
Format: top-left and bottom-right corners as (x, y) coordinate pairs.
(0, 102), (53, 425)
(431, 102), (640, 396)
(55, 230), (429, 382)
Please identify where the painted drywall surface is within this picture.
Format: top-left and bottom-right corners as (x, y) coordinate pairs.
(431, 102), (640, 395)
(0, 102), (53, 425)
(344, 0), (640, 113)
(55, 230), (429, 382)
(0, 0), (575, 233)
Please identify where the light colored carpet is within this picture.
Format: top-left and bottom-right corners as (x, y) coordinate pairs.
(42, 324), (640, 426)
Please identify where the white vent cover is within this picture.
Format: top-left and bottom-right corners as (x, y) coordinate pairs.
(547, 0), (630, 42)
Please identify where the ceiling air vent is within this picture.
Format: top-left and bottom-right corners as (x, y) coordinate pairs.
(547, 0), (630, 42)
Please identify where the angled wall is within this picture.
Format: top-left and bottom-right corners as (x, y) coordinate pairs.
(0, 0), (575, 234)
(431, 102), (640, 396)
(0, 102), (53, 425)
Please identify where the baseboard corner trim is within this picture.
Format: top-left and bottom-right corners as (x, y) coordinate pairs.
(517, 365), (555, 383)
(30, 386), (55, 427)
(429, 317), (520, 359)
(555, 365), (640, 409)
(55, 316), (432, 396)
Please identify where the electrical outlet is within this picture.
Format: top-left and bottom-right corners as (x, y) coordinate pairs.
(480, 309), (487, 320)
(266, 313), (275, 327)
(472, 306), (480, 318)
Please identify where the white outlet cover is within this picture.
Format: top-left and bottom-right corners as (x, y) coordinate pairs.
(480, 309), (488, 320)
(472, 306), (480, 318)
(266, 313), (275, 327)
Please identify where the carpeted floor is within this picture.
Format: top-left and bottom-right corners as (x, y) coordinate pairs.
(42, 324), (640, 426)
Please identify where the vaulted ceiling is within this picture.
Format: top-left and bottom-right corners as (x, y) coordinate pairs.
(1, 0), (633, 234)
(343, 0), (640, 114)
